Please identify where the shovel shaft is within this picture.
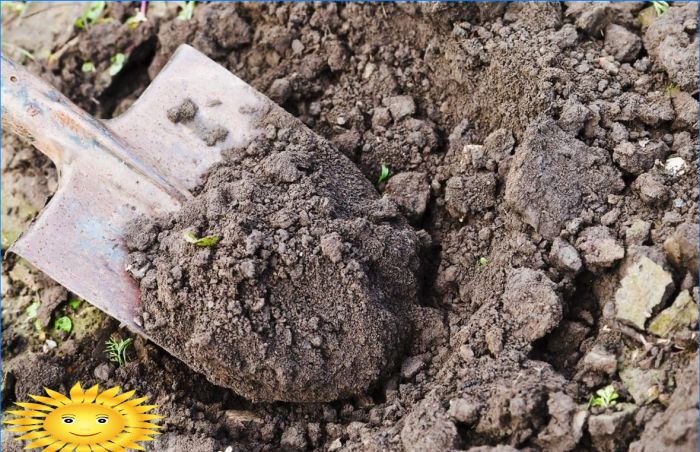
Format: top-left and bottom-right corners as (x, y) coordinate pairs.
(1, 55), (189, 202)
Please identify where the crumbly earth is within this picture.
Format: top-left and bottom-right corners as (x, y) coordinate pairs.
(1, 2), (698, 451)
(124, 105), (425, 403)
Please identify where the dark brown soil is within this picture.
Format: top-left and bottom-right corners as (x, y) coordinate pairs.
(2, 2), (698, 451)
(124, 103), (425, 403)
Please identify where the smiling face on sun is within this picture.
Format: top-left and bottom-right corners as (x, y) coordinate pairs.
(4, 382), (162, 451)
(43, 403), (126, 445)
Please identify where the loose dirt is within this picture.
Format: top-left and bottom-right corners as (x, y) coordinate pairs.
(124, 103), (425, 403)
(2, 3), (698, 451)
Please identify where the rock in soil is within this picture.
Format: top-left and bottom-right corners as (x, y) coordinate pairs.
(126, 106), (424, 402)
(615, 256), (675, 330)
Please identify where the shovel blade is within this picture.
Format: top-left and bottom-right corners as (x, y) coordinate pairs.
(11, 45), (266, 332)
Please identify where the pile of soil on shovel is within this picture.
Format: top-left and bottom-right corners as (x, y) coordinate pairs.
(2, 2), (698, 451)
(124, 105), (426, 403)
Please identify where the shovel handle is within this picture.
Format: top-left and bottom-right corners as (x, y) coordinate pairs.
(1, 55), (189, 202)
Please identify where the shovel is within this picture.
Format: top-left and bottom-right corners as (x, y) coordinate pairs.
(2, 44), (278, 357)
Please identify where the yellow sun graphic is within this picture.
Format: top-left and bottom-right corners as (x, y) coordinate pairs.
(4, 382), (162, 451)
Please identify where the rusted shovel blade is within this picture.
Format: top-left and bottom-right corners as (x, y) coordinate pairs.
(5, 45), (267, 337)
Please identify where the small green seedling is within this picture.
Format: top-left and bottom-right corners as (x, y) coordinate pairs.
(478, 257), (489, 266)
(589, 384), (620, 410)
(651, 1), (669, 16)
(68, 298), (82, 310)
(54, 316), (73, 333)
(108, 53), (126, 76)
(4, 2), (26, 14)
(377, 163), (390, 184)
(1, 41), (35, 64)
(125, 11), (147, 30)
(81, 61), (95, 73)
(25, 300), (40, 319)
(75, 1), (106, 29)
(177, 1), (196, 21)
(183, 231), (221, 247)
(105, 336), (133, 366)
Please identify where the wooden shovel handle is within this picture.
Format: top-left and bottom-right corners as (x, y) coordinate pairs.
(1, 55), (189, 202)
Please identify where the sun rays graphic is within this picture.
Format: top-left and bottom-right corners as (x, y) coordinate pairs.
(4, 382), (162, 451)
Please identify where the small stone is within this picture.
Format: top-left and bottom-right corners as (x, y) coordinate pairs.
(613, 141), (667, 176)
(384, 172), (430, 224)
(625, 219), (651, 246)
(268, 78), (291, 104)
(467, 144), (488, 169)
(371, 107), (392, 129)
(291, 39), (304, 54)
(620, 367), (665, 405)
(576, 226), (625, 273)
(672, 91), (698, 131)
(483, 128), (515, 162)
(615, 256), (675, 330)
(550, 238), (582, 274)
(400, 356), (425, 380)
(648, 290), (699, 338)
(280, 424), (308, 451)
(448, 399), (480, 425)
(663, 223), (698, 274)
(604, 24), (642, 63)
(328, 438), (343, 451)
(93, 363), (111, 381)
(600, 208), (620, 226)
(383, 95), (416, 120)
(581, 345), (617, 376)
(559, 99), (592, 134)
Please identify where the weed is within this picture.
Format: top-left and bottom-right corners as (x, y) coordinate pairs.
(478, 257), (489, 266)
(177, 1), (196, 21)
(68, 298), (82, 310)
(105, 336), (134, 366)
(54, 316), (73, 333)
(652, 1), (669, 16)
(183, 231), (221, 247)
(81, 61), (95, 73)
(108, 53), (126, 76)
(589, 384), (620, 410)
(377, 163), (390, 184)
(75, 1), (106, 29)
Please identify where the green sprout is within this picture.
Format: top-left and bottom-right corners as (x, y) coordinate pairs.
(183, 231), (221, 247)
(54, 316), (73, 333)
(177, 1), (196, 21)
(1, 41), (35, 64)
(4, 2), (26, 14)
(81, 61), (95, 73)
(75, 1), (106, 29)
(68, 298), (82, 310)
(478, 257), (489, 266)
(105, 336), (133, 367)
(25, 300), (40, 319)
(125, 12), (147, 30)
(108, 53), (126, 76)
(651, 1), (669, 16)
(589, 384), (620, 410)
(377, 163), (390, 184)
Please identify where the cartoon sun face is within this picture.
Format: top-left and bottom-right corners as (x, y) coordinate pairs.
(4, 382), (162, 451)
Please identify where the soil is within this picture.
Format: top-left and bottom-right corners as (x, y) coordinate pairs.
(124, 103), (426, 403)
(2, 2), (698, 451)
